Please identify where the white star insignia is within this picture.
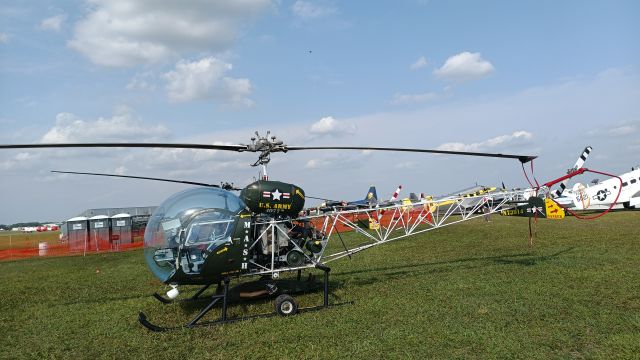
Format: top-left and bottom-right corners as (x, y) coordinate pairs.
(530, 206), (543, 216)
(271, 189), (282, 201)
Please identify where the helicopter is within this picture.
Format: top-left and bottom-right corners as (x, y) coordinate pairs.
(1, 132), (539, 331)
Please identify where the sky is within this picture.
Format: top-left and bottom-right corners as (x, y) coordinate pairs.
(1, 0), (639, 224)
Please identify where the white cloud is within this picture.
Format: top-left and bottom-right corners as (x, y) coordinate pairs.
(608, 124), (637, 136)
(410, 56), (428, 70)
(304, 151), (370, 169)
(126, 72), (157, 91)
(391, 92), (437, 105)
(3, 67), (639, 223)
(222, 77), (254, 107)
(309, 116), (356, 136)
(163, 57), (253, 106)
(305, 158), (329, 169)
(437, 131), (534, 152)
(292, 1), (337, 20)
(0, 32), (8, 43)
(40, 14), (66, 32)
(68, 0), (273, 67)
(41, 110), (170, 143)
(434, 51), (494, 82)
(114, 166), (127, 175)
(395, 161), (415, 169)
(0, 152), (40, 172)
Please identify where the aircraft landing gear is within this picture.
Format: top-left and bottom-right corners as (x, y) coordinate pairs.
(274, 294), (298, 316)
(138, 265), (351, 332)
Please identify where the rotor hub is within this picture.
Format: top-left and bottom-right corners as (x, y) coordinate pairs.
(241, 131), (288, 166)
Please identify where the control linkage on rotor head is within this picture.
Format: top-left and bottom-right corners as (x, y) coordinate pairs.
(241, 131), (288, 167)
(220, 182), (237, 191)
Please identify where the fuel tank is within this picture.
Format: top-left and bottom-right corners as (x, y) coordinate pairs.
(240, 180), (305, 217)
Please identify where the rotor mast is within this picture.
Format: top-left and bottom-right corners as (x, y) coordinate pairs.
(242, 131), (287, 179)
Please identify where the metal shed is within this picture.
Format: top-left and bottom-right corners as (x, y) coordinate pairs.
(89, 215), (111, 251)
(110, 213), (132, 247)
(66, 216), (89, 252)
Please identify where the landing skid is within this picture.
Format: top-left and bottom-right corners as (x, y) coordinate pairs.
(139, 266), (352, 332)
(152, 283), (216, 304)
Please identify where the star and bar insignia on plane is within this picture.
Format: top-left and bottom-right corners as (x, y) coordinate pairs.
(262, 189), (290, 201)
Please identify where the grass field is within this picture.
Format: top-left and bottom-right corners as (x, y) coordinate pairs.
(0, 231), (61, 250)
(1, 213), (639, 359)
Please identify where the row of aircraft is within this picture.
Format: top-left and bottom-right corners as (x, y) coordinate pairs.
(13, 224), (60, 232)
(319, 145), (639, 218)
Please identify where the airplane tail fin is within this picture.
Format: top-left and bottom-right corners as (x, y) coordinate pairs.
(365, 185), (378, 204)
(390, 185), (402, 202)
(571, 183), (590, 209)
(554, 146), (592, 198)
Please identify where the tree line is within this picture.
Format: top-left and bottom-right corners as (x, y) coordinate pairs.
(0, 222), (56, 230)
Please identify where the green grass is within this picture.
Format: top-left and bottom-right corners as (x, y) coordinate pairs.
(0, 231), (61, 250)
(1, 213), (639, 359)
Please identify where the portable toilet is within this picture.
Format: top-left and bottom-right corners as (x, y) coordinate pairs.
(59, 221), (69, 243)
(110, 213), (132, 247)
(66, 216), (89, 252)
(89, 215), (111, 251)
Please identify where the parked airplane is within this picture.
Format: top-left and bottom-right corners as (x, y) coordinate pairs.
(548, 146), (639, 210)
(400, 184), (498, 216)
(569, 166), (640, 210)
(320, 185), (408, 213)
(320, 185), (378, 210)
(501, 143), (638, 219)
(491, 146), (593, 210)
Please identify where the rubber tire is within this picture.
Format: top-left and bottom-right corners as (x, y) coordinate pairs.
(274, 294), (298, 316)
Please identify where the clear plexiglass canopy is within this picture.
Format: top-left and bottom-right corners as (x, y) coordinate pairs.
(144, 187), (246, 282)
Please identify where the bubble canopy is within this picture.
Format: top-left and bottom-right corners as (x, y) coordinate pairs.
(144, 187), (246, 283)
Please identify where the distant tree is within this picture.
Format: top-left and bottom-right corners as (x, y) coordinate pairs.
(9, 222), (43, 229)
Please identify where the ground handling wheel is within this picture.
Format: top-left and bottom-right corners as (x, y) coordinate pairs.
(274, 294), (298, 316)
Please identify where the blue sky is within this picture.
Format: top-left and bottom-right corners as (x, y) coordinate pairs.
(1, 0), (639, 223)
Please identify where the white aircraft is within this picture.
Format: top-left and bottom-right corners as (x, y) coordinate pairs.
(569, 166), (640, 210)
(494, 146), (593, 208)
(551, 146), (639, 210)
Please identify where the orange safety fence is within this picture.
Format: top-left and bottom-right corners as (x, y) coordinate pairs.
(0, 242), (145, 261)
(1, 210), (436, 261)
(0, 230), (146, 261)
(307, 209), (433, 233)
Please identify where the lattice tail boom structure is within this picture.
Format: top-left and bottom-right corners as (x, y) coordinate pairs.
(243, 190), (528, 278)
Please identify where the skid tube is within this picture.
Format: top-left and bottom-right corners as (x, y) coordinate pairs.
(138, 265), (352, 332)
(152, 283), (219, 304)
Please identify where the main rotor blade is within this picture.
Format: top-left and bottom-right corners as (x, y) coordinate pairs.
(50, 170), (241, 190)
(0, 142), (246, 151)
(0, 141), (537, 163)
(286, 146), (537, 163)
